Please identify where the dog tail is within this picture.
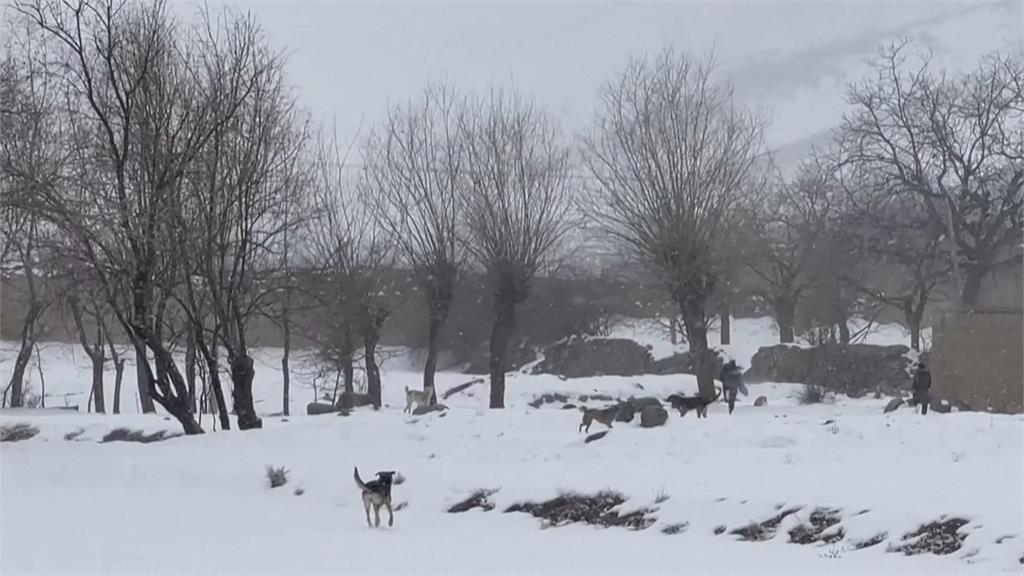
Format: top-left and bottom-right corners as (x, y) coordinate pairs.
(353, 466), (369, 491)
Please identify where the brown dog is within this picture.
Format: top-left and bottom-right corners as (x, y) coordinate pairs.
(579, 405), (618, 433)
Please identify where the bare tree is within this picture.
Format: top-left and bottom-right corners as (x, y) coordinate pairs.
(363, 84), (465, 404)
(834, 156), (951, 350)
(459, 89), (575, 409)
(66, 287), (108, 413)
(0, 21), (63, 408)
(12, 0), (284, 433)
(744, 164), (834, 343)
(172, 12), (308, 430)
(309, 133), (396, 408)
(585, 50), (766, 400)
(840, 41), (1023, 307)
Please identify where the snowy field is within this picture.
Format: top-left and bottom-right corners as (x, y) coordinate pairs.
(1, 318), (1022, 574)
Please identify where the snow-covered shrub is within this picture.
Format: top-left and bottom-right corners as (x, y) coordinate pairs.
(794, 384), (828, 405)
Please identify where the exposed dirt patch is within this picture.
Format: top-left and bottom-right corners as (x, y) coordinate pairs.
(789, 508), (843, 545)
(505, 491), (655, 530)
(0, 423), (39, 442)
(662, 522), (689, 535)
(731, 506), (803, 541)
(894, 517), (969, 556)
(101, 428), (180, 444)
(448, 489), (498, 513)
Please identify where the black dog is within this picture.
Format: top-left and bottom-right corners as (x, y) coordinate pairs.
(666, 387), (721, 419)
(353, 467), (396, 528)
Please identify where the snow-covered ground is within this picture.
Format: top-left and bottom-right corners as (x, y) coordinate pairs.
(2, 317), (1022, 574)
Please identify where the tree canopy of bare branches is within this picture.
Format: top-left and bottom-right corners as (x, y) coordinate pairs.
(363, 84), (465, 403)
(8, 0), (309, 433)
(839, 40), (1023, 307)
(744, 162), (834, 343)
(585, 49), (766, 399)
(460, 89), (575, 408)
(308, 132), (397, 408)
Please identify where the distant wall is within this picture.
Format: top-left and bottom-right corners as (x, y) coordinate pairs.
(931, 308), (1023, 414)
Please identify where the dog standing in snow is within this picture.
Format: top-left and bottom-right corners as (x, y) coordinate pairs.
(578, 405), (618, 433)
(404, 386), (434, 413)
(353, 467), (396, 528)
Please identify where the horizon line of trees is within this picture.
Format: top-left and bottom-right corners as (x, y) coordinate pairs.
(2, 0), (1020, 432)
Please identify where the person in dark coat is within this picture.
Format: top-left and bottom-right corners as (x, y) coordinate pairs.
(912, 362), (932, 415)
(719, 360), (747, 415)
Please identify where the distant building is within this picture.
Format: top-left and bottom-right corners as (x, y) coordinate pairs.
(931, 307), (1023, 413)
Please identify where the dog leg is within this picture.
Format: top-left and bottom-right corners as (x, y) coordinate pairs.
(386, 501), (394, 527)
(363, 500), (372, 528)
(374, 505), (381, 527)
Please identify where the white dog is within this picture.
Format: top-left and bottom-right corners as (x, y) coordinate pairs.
(404, 386), (434, 413)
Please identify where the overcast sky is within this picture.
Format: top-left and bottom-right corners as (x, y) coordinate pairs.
(191, 1), (1020, 154)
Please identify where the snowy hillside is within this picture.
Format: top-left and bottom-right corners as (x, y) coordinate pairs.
(2, 317), (1021, 574)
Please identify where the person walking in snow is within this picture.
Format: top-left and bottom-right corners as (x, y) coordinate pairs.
(719, 360), (748, 415)
(913, 362), (932, 415)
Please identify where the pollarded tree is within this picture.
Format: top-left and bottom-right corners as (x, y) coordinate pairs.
(363, 84), (465, 404)
(459, 89), (575, 409)
(585, 50), (766, 400)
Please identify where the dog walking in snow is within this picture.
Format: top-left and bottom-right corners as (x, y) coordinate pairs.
(404, 386), (434, 413)
(353, 467), (396, 528)
(578, 405), (618, 433)
(666, 387), (721, 419)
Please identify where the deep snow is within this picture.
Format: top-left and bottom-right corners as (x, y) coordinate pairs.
(1, 317), (1022, 574)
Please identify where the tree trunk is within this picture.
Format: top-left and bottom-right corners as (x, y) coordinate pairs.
(35, 344), (46, 408)
(720, 306), (731, 346)
(7, 334), (34, 408)
(668, 316), (678, 345)
(961, 266), (985, 308)
(343, 357), (354, 395)
(680, 298), (716, 401)
(424, 299), (449, 405)
(90, 353), (105, 414)
(205, 356), (231, 431)
(905, 292), (928, 352)
(488, 296), (517, 409)
(363, 333), (381, 408)
(133, 340), (156, 413)
(775, 298), (796, 344)
(112, 357), (124, 415)
(7, 303), (42, 408)
(185, 329), (197, 413)
(229, 354), (262, 430)
(281, 317), (291, 416)
(138, 353), (204, 435)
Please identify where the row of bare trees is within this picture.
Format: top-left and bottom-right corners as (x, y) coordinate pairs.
(738, 41), (1022, 351)
(3, 2), (1019, 422)
(1, 0), (307, 431)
